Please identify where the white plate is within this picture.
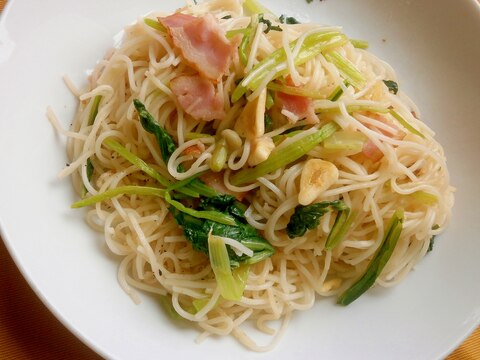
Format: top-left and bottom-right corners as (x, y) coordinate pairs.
(1, 0), (479, 359)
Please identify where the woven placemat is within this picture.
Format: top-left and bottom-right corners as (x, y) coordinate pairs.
(0, 1), (478, 358)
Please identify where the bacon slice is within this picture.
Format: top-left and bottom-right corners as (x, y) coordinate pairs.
(183, 143), (205, 157)
(170, 74), (225, 121)
(277, 91), (318, 124)
(275, 78), (318, 124)
(362, 140), (384, 162)
(159, 13), (235, 81)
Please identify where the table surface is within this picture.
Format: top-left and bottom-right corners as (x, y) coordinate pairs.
(0, 0), (478, 358)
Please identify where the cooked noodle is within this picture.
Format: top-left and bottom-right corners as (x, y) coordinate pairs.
(50, 0), (454, 351)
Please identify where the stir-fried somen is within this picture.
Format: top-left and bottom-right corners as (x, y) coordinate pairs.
(48, 0), (454, 351)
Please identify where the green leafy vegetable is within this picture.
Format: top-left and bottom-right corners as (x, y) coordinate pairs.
(264, 113), (273, 132)
(231, 122), (338, 185)
(258, 14), (282, 33)
(134, 99), (176, 164)
(279, 15), (300, 24)
(337, 209), (404, 305)
(170, 194), (275, 268)
(287, 200), (347, 238)
(383, 80), (398, 95)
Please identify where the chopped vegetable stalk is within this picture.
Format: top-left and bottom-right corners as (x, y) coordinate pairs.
(327, 85), (344, 101)
(88, 95), (102, 126)
(287, 200), (347, 238)
(86, 158), (94, 182)
(192, 297), (221, 313)
(104, 138), (171, 188)
(428, 224), (440, 252)
(337, 208), (404, 305)
(71, 186), (166, 208)
(316, 104), (390, 114)
(325, 209), (357, 250)
(323, 130), (367, 152)
(185, 180), (219, 198)
(327, 80), (350, 101)
(350, 39), (369, 49)
(159, 295), (183, 320)
(244, 0), (275, 16)
(409, 191), (437, 205)
(164, 192), (237, 226)
(267, 82), (325, 99)
(83, 158), (94, 197)
(265, 90), (275, 110)
(231, 122), (339, 185)
(185, 132), (213, 140)
(272, 129), (304, 144)
(192, 298), (211, 313)
(166, 172), (203, 192)
(232, 31), (347, 102)
(208, 233), (247, 301)
(225, 28), (250, 39)
(239, 25), (254, 66)
(390, 109), (425, 138)
(324, 51), (366, 89)
(84, 95), (102, 195)
(144, 18), (166, 32)
(210, 139), (228, 172)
